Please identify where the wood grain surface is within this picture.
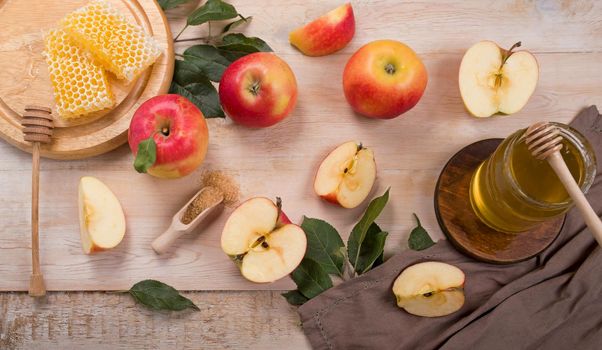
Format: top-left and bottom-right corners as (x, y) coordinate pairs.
(1, 0), (602, 348)
(1, 0), (601, 292)
(0, 0), (174, 159)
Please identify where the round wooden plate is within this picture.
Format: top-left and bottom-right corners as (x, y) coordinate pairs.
(434, 139), (565, 264)
(0, 0), (174, 159)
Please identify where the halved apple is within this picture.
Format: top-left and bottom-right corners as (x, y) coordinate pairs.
(289, 3), (355, 56)
(314, 141), (376, 209)
(392, 262), (465, 317)
(459, 41), (539, 118)
(78, 176), (126, 254)
(221, 197), (307, 283)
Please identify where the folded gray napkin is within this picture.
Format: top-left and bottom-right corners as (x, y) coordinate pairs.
(298, 106), (602, 350)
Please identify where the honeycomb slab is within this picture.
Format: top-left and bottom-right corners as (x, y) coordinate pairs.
(61, 0), (162, 82)
(43, 29), (114, 119)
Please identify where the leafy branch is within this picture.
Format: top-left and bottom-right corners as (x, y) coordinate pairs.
(162, 0), (271, 118)
(283, 189), (391, 305)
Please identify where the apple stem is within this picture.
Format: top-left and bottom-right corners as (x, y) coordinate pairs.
(502, 41), (522, 66)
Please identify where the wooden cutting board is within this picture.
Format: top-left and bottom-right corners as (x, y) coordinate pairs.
(0, 0), (601, 292)
(0, 0), (173, 159)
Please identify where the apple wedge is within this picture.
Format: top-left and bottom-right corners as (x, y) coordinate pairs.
(289, 3), (355, 56)
(78, 176), (126, 254)
(392, 262), (465, 317)
(314, 141), (376, 209)
(221, 197), (307, 283)
(459, 41), (539, 118)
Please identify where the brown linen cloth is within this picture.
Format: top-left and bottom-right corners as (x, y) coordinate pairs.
(298, 106), (602, 350)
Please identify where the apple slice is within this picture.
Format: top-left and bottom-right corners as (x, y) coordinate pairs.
(221, 197), (307, 283)
(392, 262), (465, 317)
(314, 141), (376, 209)
(289, 3), (355, 56)
(459, 41), (539, 118)
(78, 176), (126, 254)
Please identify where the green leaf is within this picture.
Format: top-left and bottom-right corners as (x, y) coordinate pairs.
(129, 280), (199, 311)
(222, 15), (252, 34)
(373, 251), (385, 268)
(291, 258), (333, 299)
(187, 0), (238, 26)
(158, 0), (194, 11)
(170, 60), (225, 118)
(301, 217), (346, 277)
(282, 290), (308, 306)
(408, 213), (435, 251)
(133, 137), (157, 173)
(347, 189), (390, 271)
(354, 223), (388, 275)
(217, 33), (273, 61)
(182, 45), (232, 82)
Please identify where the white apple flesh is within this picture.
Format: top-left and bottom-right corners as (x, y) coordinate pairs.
(221, 197), (307, 283)
(392, 261), (465, 317)
(314, 141), (376, 209)
(459, 41), (539, 118)
(78, 176), (126, 254)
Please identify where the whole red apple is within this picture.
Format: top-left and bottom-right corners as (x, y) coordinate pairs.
(128, 94), (209, 179)
(219, 52), (298, 128)
(343, 40), (428, 119)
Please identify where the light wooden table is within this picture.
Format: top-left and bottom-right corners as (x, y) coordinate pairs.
(2, 0), (601, 348)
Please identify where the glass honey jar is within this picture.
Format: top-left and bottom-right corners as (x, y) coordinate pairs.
(469, 123), (597, 233)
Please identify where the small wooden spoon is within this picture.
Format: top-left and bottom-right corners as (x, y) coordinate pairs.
(151, 187), (223, 254)
(525, 122), (602, 246)
(21, 105), (54, 297)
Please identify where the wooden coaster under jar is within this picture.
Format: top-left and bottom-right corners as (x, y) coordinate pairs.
(434, 139), (566, 264)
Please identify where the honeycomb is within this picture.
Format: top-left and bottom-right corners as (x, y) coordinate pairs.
(60, 0), (162, 82)
(43, 29), (114, 119)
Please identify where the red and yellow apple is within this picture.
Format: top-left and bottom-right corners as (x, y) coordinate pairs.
(219, 52), (298, 128)
(314, 141), (376, 209)
(221, 197), (307, 283)
(343, 40), (428, 119)
(78, 176), (126, 254)
(289, 3), (355, 56)
(128, 94), (209, 179)
(459, 41), (539, 118)
(393, 262), (465, 317)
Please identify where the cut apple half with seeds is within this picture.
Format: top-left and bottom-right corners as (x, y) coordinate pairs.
(78, 176), (126, 254)
(459, 40), (539, 118)
(221, 197), (307, 283)
(314, 141), (376, 209)
(392, 261), (465, 317)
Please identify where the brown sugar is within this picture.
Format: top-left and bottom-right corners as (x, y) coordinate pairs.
(181, 186), (223, 224)
(199, 170), (240, 207)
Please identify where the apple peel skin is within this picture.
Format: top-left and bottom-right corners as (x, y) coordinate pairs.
(343, 40), (428, 119)
(221, 197), (307, 283)
(289, 3), (355, 57)
(314, 141), (377, 209)
(128, 94), (209, 179)
(392, 262), (466, 318)
(219, 53), (298, 128)
(458, 40), (539, 118)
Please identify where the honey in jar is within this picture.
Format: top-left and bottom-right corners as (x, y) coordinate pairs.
(469, 123), (596, 233)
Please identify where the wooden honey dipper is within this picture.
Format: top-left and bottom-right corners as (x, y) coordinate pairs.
(525, 122), (602, 246)
(21, 105), (53, 297)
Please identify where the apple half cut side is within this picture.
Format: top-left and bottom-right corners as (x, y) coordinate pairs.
(392, 261), (465, 317)
(314, 141), (376, 209)
(78, 176), (126, 254)
(221, 197), (307, 283)
(289, 3), (355, 57)
(459, 41), (539, 118)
